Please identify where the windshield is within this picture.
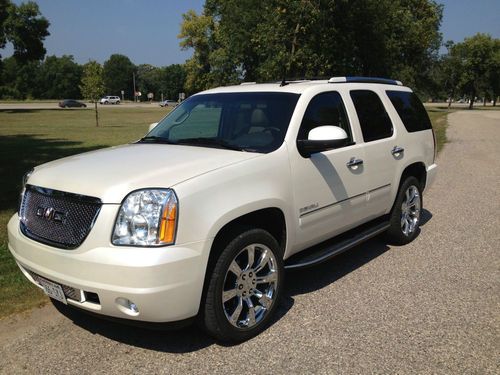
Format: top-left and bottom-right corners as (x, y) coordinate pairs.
(142, 92), (300, 153)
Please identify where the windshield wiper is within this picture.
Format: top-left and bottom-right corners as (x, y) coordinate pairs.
(175, 137), (248, 151)
(137, 136), (177, 144)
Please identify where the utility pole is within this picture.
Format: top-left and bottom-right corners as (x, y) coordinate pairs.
(133, 72), (137, 102)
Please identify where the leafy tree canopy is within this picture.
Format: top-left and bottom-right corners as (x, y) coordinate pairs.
(103, 54), (135, 99)
(179, 0), (443, 93)
(1, 0), (49, 63)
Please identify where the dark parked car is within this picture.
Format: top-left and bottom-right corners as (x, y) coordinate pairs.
(59, 99), (87, 108)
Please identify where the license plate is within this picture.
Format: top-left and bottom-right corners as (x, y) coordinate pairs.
(38, 276), (67, 304)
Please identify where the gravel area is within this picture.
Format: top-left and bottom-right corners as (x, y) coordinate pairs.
(0, 110), (499, 374)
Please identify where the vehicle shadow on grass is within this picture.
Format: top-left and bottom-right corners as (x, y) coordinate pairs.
(49, 228), (430, 353)
(0, 134), (105, 211)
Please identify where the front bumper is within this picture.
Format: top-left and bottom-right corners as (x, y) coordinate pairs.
(7, 212), (211, 322)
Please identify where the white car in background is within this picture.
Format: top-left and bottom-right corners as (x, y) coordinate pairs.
(159, 99), (177, 107)
(99, 96), (120, 104)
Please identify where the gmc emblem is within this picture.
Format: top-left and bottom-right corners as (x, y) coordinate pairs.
(36, 206), (66, 223)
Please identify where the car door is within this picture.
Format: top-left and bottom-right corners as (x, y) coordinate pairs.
(348, 89), (398, 218)
(289, 91), (368, 250)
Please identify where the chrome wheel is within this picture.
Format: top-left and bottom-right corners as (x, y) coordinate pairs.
(222, 243), (278, 329)
(401, 185), (421, 236)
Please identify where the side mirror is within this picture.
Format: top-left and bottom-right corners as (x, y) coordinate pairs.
(148, 122), (159, 132)
(297, 126), (349, 158)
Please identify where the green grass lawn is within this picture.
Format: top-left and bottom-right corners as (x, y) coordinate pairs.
(425, 107), (449, 152)
(0, 107), (168, 317)
(0, 106), (448, 319)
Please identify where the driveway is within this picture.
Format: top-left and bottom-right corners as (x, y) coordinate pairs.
(0, 110), (498, 374)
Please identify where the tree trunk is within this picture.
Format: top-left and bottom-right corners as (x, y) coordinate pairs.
(483, 92), (487, 106)
(494, 96), (497, 106)
(94, 101), (99, 127)
(468, 88), (475, 110)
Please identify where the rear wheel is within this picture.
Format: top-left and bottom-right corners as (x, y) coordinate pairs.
(202, 228), (284, 342)
(386, 176), (422, 245)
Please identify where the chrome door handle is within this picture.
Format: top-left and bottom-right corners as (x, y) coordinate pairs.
(346, 157), (363, 168)
(391, 146), (405, 155)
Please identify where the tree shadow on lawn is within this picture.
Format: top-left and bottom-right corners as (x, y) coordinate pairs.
(0, 134), (105, 211)
(51, 235), (396, 353)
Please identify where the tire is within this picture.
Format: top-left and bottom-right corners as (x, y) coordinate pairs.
(385, 176), (423, 245)
(202, 228), (284, 342)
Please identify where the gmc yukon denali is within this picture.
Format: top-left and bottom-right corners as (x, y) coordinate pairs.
(8, 77), (437, 342)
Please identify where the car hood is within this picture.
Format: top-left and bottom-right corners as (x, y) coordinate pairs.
(28, 143), (260, 203)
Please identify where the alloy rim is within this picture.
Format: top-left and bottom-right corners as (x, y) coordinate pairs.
(400, 185), (421, 236)
(222, 243), (278, 329)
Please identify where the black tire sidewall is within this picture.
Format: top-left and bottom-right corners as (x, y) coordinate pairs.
(203, 228), (284, 342)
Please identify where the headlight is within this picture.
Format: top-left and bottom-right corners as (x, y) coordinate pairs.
(19, 168), (34, 213)
(22, 168), (34, 190)
(112, 189), (178, 246)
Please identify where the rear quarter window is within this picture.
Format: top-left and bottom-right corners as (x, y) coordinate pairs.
(386, 91), (432, 132)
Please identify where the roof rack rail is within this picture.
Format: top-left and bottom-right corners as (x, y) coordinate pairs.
(240, 82), (257, 85)
(328, 76), (403, 86)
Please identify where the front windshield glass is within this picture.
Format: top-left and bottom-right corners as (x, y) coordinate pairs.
(142, 92), (300, 153)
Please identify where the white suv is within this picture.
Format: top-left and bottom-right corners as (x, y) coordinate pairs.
(9, 77), (437, 342)
(99, 96), (120, 104)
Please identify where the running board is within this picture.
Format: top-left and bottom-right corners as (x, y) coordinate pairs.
(284, 220), (390, 270)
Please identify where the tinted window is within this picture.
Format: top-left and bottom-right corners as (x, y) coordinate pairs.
(386, 90), (432, 132)
(350, 90), (393, 142)
(298, 92), (352, 142)
(147, 92), (300, 153)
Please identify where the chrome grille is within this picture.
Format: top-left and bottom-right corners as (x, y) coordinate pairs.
(20, 185), (102, 249)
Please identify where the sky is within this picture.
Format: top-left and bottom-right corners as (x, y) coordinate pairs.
(2, 0), (500, 67)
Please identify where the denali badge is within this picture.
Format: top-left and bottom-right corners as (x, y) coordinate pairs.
(36, 206), (66, 223)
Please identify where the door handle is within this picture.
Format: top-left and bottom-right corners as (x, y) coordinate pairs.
(391, 146), (405, 155)
(346, 157), (364, 168)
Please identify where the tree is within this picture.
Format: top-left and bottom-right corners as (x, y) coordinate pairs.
(0, 0), (49, 97)
(103, 54), (135, 99)
(2, 1), (49, 63)
(179, 0), (443, 94)
(80, 61), (104, 127)
(0, 56), (40, 99)
(448, 34), (499, 109)
(136, 64), (160, 100)
(178, 9), (216, 93)
(37, 55), (83, 99)
(159, 64), (186, 99)
(438, 41), (465, 108)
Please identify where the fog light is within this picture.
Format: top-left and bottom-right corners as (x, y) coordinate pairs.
(130, 302), (139, 314)
(115, 297), (140, 316)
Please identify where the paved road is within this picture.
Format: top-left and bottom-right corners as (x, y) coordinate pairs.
(1, 110), (499, 374)
(0, 101), (168, 110)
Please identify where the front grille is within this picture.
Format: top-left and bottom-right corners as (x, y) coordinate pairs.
(20, 185), (102, 249)
(27, 270), (83, 302)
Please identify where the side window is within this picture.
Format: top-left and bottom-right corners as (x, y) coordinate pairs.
(386, 90), (432, 132)
(350, 90), (393, 142)
(298, 92), (352, 142)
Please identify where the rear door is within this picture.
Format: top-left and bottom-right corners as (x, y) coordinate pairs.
(348, 89), (398, 218)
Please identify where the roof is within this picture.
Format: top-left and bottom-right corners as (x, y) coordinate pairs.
(199, 77), (409, 95)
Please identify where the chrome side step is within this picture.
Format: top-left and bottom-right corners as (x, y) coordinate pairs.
(284, 220), (390, 270)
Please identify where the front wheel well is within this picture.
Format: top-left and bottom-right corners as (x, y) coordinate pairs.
(210, 208), (286, 258)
